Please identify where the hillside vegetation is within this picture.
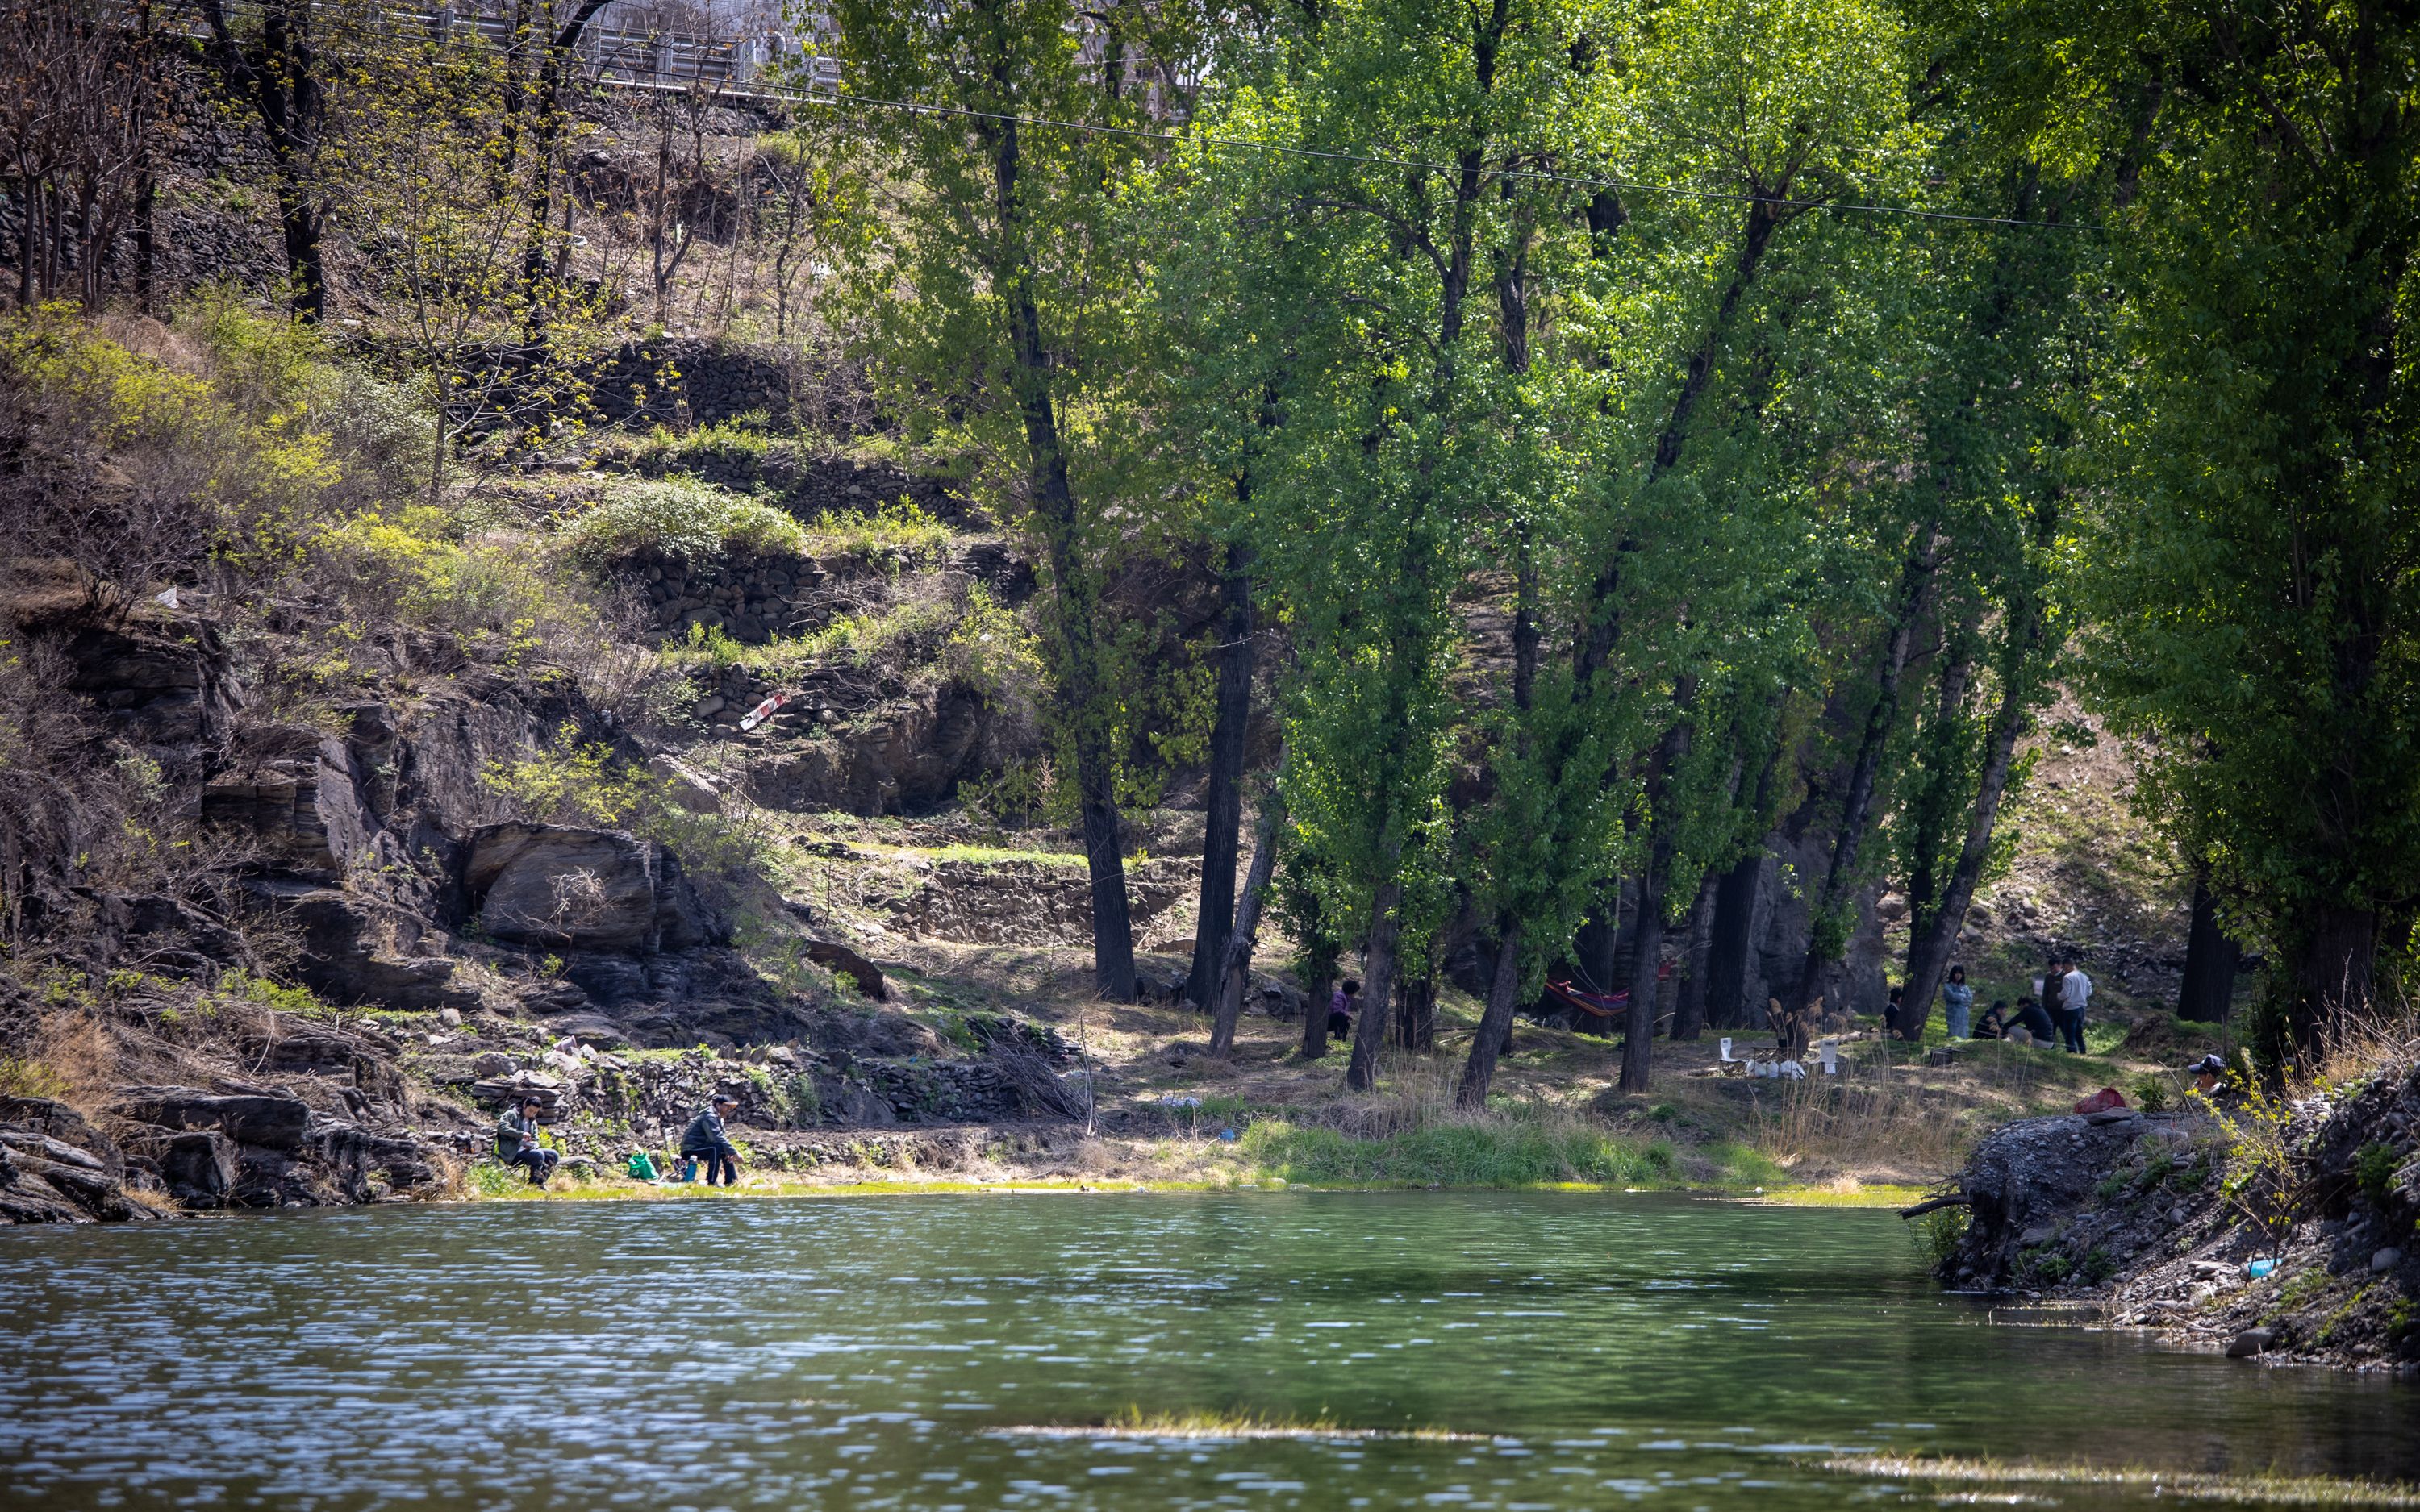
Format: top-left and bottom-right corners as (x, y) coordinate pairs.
(2, 0), (2416, 1256)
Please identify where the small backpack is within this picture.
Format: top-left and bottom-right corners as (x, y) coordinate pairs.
(627, 1151), (660, 1181)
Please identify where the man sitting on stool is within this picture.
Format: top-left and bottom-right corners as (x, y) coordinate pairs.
(494, 1096), (559, 1187)
(682, 1094), (742, 1185)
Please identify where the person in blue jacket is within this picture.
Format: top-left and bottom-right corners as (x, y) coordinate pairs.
(1942, 965), (1976, 1039)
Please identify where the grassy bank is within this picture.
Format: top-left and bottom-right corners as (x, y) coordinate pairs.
(460, 1103), (1843, 1203)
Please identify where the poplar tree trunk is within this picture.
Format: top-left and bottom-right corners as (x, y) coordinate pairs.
(988, 112), (1133, 1000)
(1782, 530), (1938, 1053)
(1189, 541), (1254, 1012)
(1396, 975), (1436, 1051)
(1297, 889), (1338, 1061)
(1704, 851), (1763, 1029)
(1621, 706), (1695, 1092)
(1898, 641), (1976, 981)
(1457, 918), (1522, 1107)
(1345, 880), (1404, 1091)
(2289, 905), (2375, 1052)
(1207, 791), (1283, 1056)
(1669, 872), (1718, 1041)
(2176, 869), (2238, 1023)
(1897, 648), (2030, 1041)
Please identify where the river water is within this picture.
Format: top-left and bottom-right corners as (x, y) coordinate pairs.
(2, 1191), (2413, 1510)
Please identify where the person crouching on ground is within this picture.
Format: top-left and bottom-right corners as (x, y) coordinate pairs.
(2190, 1052), (2228, 1098)
(682, 1095), (742, 1186)
(495, 1097), (559, 1187)
(2005, 994), (2057, 1045)
(1328, 979), (1360, 1043)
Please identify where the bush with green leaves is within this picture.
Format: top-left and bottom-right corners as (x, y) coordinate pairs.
(483, 726), (770, 888)
(560, 473), (807, 568)
(2355, 1142), (2401, 1208)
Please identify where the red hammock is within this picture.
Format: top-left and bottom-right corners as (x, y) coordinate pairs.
(1543, 961), (1675, 1020)
(1545, 979), (1629, 1019)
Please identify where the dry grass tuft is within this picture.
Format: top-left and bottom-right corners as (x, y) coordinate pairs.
(994, 1406), (1499, 1442)
(1823, 1456), (2420, 1507)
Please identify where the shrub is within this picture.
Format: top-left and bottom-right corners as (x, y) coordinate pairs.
(1912, 1203), (1971, 1266)
(560, 473), (807, 567)
(0, 1056), (73, 1100)
(483, 725), (770, 885)
(320, 506), (610, 672)
(175, 297), (433, 508)
(0, 304), (340, 591)
(2128, 1072), (2173, 1113)
(943, 584), (1044, 702)
(2355, 1142), (2401, 1207)
(805, 493), (952, 566)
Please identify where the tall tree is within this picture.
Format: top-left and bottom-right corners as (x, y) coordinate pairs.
(198, 0), (334, 322)
(1965, 0), (2420, 1052)
(1187, 539), (1257, 1012)
(825, 0), (1202, 999)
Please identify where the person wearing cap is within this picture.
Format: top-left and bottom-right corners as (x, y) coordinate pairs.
(682, 1094), (742, 1186)
(2190, 1053), (2228, 1098)
(495, 1096), (559, 1187)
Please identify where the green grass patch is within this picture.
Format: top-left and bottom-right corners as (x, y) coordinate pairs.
(1754, 1183), (1931, 1209)
(1237, 1118), (1701, 1189)
(803, 494), (953, 566)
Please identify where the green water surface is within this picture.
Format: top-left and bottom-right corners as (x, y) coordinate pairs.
(1, 1191), (2412, 1510)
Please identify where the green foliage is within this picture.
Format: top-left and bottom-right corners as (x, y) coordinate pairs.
(212, 970), (337, 1022)
(0, 1056), (73, 1100)
(322, 504), (607, 669)
(0, 304), (348, 584)
(2355, 1143), (2401, 1208)
(561, 474), (808, 567)
(1237, 1118), (1700, 1189)
(804, 494), (953, 567)
(482, 725), (767, 881)
(2047, 0), (2420, 1048)
(1912, 1203), (1972, 1267)
(2205, 1073), (2301, 1256)
(2128, 1073), (2173, 1114)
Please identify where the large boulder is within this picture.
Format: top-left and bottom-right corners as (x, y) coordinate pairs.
(58, 619), (244, 758)
(120, 1126), (239, 1208)
(0, 1097), (126, 1183)
(202, 735), (382, 879)
(112, 1086), (312, 1152)
(239, 877), (466, 1010)
(464, 822), (725, 952)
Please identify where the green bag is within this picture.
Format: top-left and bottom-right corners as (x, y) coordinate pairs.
(627, 1151), (659, 1181)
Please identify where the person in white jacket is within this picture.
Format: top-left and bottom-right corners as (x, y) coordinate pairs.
(2050, 958), (2092, 1052)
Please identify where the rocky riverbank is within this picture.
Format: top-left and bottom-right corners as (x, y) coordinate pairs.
(1929, 1053), (2420, 1372)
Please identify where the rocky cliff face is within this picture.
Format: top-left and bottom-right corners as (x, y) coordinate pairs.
(0, 566), (1094, 1227)
(1934, 1059), (2420, 1372)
